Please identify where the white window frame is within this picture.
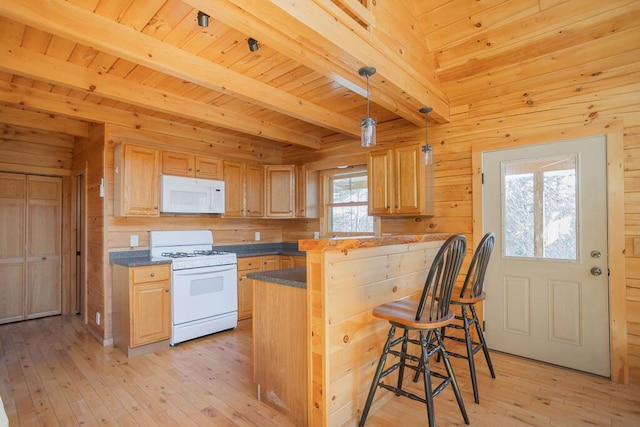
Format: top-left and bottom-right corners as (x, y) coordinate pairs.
(319, 165), (373, 237)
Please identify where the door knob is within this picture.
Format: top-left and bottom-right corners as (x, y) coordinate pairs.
(590, 267), (602, 276)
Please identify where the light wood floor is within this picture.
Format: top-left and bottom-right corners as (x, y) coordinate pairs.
(1, 315), (639, 426)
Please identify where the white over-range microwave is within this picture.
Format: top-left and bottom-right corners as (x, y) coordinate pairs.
(160, 175), (225, 214)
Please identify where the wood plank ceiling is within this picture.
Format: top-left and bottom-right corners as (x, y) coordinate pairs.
(0, 0), (637, 152)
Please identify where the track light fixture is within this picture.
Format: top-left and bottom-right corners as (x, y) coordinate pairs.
(359, 66), (377, 148)
(197, 11), (209, 27)
(248, 38), (259, 52)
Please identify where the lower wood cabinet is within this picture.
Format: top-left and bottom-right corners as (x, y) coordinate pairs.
(237, 257), (261, 321)
(237, 254), (302, 320)
(112, 263), (171, 356)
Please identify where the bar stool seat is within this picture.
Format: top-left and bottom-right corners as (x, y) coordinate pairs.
(359, 234), (470, 427)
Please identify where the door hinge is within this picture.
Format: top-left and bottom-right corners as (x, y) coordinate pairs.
(483, 320), (486, 330)
(76, 251), (81, 256)
(481, 173), (485, 184)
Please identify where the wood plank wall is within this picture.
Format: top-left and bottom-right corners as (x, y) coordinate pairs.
(285, 64), (640, 378)
(71, 123), (106, 342)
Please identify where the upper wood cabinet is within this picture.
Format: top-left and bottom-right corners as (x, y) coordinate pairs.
(295, 165), (318, 218)
(245, 164), (264, 217)
(223, 160), (264, 217)
(162, 150), (223, 180)
(368, 143), (434, 216)
(266, 165), (295, 218)
(114, 143), (160, 217)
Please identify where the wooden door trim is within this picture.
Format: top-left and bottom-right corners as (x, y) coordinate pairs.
(471, 120), (628, 384)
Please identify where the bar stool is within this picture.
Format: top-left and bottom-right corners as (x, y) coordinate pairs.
(359, 234), (469, 427)
(440, 232), (496, 404)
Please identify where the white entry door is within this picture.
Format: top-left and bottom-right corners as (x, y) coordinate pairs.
(482, 136), (610, 377)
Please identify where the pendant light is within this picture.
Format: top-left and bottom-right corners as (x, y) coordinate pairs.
(420, 106), (433, 165)
(359, 66), (377, 148)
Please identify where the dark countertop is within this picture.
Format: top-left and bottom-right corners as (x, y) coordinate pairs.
(109, 251), (172, 267)
(109, 242), (305, 267)
(247, 267), (306, 289)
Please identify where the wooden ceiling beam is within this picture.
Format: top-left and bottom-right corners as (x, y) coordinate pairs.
(0, 104), (89, 137)
(0, 0), (359, 140)
(187, 0), (449, 124)
(0, 80), (284, 162)
(0, 45), (320, 148)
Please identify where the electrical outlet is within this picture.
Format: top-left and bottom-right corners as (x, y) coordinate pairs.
(255, 231), (261, 241)
(95, 311), (101, 325)
(130, 235), (139, 247)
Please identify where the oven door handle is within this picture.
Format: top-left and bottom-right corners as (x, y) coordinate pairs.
(173, 264), (236, 275)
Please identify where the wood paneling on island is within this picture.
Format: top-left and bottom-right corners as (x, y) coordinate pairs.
(300, 234), (449, 426)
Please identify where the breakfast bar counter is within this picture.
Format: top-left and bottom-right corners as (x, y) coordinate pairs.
(250, 233), (451, 427)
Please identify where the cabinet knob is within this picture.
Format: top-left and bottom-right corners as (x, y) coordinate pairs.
(41, 256), (47, 261)
(150, 272), (155, 278)
(154, 206), (158, 210)
(165, 288), (170, 292)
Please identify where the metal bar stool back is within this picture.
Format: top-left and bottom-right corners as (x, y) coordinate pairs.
(442, 231), (496, 403)
(359, 234), (469, 427)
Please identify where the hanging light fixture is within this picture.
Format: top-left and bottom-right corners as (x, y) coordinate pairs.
(419, 106), (433, 165)
(359, 66), (377, 148)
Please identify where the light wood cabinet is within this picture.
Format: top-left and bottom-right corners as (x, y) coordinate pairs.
(237, 254), (290, 320)
(295, 165), (318, 218)
(223, 161), (264, 217)
(262, 255), (280, 271)
(237, 257), (261, 321)
(0, 173), (62, 324)
(280, 255), (294, 269)
(245, 164), (264, 217)
(162, 150), (223, 180)
(114, 143), (160, 217)
(293, 256), (306, 268)
(195, 156), (224, 179)
(265, 165), (295, 217)
(368, 143), (434, 216)
(113, 264), (171, 356)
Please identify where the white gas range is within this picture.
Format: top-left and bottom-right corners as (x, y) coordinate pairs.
(150, 230), (238, 346)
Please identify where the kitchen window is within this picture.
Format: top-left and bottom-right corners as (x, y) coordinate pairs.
(321, 166), (373, 236)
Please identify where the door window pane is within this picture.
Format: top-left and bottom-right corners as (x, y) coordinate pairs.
(502, 155), (577, 260)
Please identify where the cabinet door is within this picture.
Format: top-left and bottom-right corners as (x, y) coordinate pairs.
(116, 144), (160, 217)
(26, 176), (61, 319)
(238, 268), (260, 320)
(296, 166), (318, 218)
(131, 281), (171, 347)
(245, 164), (264, 217)
(368, 149), (393, 215)
(196, 156), (223, 180)
(162, 151), (195, 177)
(266, 165), (294, 217)
(280, 255), (294, 269)
(0, 173), (25, 324)
(262, 255), (280, 271)
(394, 145), (422, 215)
(223, 160), (245, 217)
